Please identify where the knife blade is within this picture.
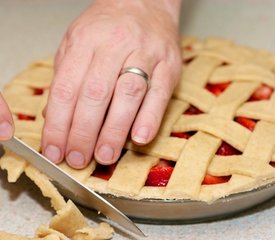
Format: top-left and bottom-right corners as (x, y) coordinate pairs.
(1, 136), (145, 237)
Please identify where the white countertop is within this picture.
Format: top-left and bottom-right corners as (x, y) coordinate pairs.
(0, 1), (274, 239)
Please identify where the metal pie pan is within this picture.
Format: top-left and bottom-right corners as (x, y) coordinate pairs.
(96, 183), (275, 223)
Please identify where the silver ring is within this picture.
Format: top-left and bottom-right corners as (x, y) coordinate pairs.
(119, 67), (149, 83)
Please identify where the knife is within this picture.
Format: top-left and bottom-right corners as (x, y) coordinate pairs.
(1, 136), (145, 237)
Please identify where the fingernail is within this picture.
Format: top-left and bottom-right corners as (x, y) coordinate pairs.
(96, 144), (114, 163)
(67, 151), (85, 167)
(0, 121), (13, 140)
(44, 145), (61, 163)
(133, 126), (150, 144)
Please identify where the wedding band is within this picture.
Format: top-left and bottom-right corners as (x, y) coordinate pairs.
(119, 67), (149, 83)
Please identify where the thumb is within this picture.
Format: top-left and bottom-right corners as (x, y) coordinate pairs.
(0, 94), (14, 140)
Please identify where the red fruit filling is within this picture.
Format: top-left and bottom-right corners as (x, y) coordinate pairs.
(183, 45), (192, 51)
(235, 116), (257, 131)
(171, 132), (195, 139)
(145, 160), (175, 187)
(216, 142), (241, 156)
(92, 163), (117, 181)
(170, 105), (201, 139)
(184, 105), (203, 115)
(33, 88), (44, 95)
(206, 82), (231, 96)
(270, 162), (275, 168)
(17, 114), (35, 121)
(249, 84), (273, 101)
(202, 174), (231, 185)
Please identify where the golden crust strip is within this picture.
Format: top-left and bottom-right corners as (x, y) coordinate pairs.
(12, 66), (53, 88)
(236, 100), (275, 123)
(209, 63), (275, 87)
(14, 121), (43, 140)
(165, 132), (221, 199)
(125, 136), (186, 161)
(158, 99), (189, 136)
(199, 174), (255, 203)
(58, 160), (96, 182)
(207, 155), (241, 176)
(210, 81), (260, 119)
(108, 151), (159, 196)
(172, 114), (251, 152)
(199, 45), (255, 64)
(243, 121), (275, 162)
(5, 95), (42, 116)
(174, 81), (216, 112)
(181, 56), (222, 86)
(230, 121), (275, 179)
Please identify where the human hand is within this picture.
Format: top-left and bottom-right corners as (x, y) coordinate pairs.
(0, 94), (14, 141)
(42, 0), (182, 168)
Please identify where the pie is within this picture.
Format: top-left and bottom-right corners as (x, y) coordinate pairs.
(1, 36), (275, 220)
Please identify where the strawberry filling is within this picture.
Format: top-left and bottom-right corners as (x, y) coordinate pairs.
(145, 160), (175, 187)
(235, 116), (257, 131)
(92, 163), (117, 181)
(206, 82), (231, 96)
(184, 105), (203, 115)
(33, 88), (44, 95)
(270, 162), (275, 168)
(202, 174), (231, 185)
(17, 113), (35, 121)
(216, 142), (241, 156)
(183, 45), (192, 51)
(249, 84), (273, 101)
(171, 132), (195, 139)
(170, 105), (201, 139)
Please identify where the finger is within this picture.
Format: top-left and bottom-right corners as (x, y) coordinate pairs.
(42, 44), (93, 164)
(0, 94), (14, 140)
(65, 46), (128, 168)
(131, 61), (179, 145)
(94, 51), (156, 165)
(54, 34), (68, 69)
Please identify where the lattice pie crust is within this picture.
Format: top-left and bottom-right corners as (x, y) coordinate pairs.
(1, 37), (275, 237)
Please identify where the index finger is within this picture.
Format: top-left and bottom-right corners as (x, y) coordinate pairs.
(42, 43), (93, 163)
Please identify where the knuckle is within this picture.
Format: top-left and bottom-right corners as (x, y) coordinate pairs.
(82, 80), (109, 103)
(70, 127), (92, 143)
(68, 23), (92, 44)
(51, 82), (75, 104)
(148, 85), (171, 103)
(119, 77), (146, 98)
(44, 123), (67, 137)
(106, 125), (128, 138)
